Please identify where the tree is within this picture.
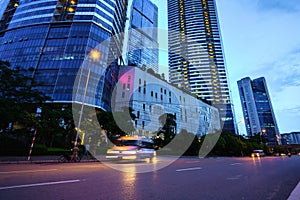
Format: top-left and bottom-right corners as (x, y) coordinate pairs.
(156, 113), (176, 147)
(97, 107), (136, 142)
(0, 60), (51, 132)
(32, 105), (75, 148)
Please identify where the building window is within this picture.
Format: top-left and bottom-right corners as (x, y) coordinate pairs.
(137, 111), (140, 118)
(122, 92), (125, 98)
(151, 91), (153, 97)
(139, 78), (141, 84)
(143, 104), (145, 110)
(143, 87), (146, 94)
(138, 86), (141, 92)
(155, 93), (157, 98)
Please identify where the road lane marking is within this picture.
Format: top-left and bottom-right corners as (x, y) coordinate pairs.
(230, 163), (242, 166)
(0, 180), (81, 190)
(185, 161), (199, 163)
(176, 167), (202, 172)
(227, 175), (242, 180)
(0, 169), (57, 174)
(288, 181), (300, 200)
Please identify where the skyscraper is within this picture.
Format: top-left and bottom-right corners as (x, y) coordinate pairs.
(237, 77), (280, 145)
(0, 0), (128, 111)
(127, 0), (159, 73)
(167, 0), (235, 133)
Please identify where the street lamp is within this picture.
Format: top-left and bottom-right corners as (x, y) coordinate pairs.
(74, 49), (101, 148)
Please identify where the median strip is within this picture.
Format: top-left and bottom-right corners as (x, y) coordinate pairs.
(176, 167), (202, 172)
(0, 179), (81, 190)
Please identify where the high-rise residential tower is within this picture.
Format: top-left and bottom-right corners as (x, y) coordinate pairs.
(0, 0), (128, 111)
(237, 77), (280, 145)
(127, 0), (159, 73)
(167, 0), (235, 133)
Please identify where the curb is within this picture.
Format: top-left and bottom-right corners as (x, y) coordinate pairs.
(0, 159), (100, 164)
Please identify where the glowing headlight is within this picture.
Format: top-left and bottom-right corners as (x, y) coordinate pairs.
(122, 151), (137, 154)
(107, 150), (119, 154)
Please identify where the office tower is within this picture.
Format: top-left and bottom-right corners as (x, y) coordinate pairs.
(127, 0), (159, 73)
(0, 0), (18, 33)
(237, 77), (280, 145)
(167, 0), (235, 133)
(0, 0), (128, 111)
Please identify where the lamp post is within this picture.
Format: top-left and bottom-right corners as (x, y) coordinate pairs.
(260, 129), (266, 144)
(74, 49), (101, 148)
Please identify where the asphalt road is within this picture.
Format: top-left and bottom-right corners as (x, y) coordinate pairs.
(0, 156), (299, 200)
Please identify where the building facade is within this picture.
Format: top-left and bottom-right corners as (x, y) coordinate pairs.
(237, 77), (280, 145)
(0, 0), (128, 111)
(167, 0), (235, 133)
(126, 0), (159, 73)
(281, 132), (300, 145)
(113, 66), (221, 139)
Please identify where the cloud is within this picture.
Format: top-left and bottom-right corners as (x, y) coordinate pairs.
(250, 50), (300, 93)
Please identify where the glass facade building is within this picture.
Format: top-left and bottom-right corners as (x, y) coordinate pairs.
(127, 0), (159, 73)
(237, 77), (280, 145)
(167, 0), (235, 133)
(0, 0), (128, 111)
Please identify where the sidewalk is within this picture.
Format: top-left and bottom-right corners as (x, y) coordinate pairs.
(0, 155), (99, 164)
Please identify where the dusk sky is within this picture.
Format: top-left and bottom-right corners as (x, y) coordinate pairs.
(154, 0), (300, 135)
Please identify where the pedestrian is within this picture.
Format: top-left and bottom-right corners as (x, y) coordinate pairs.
(71, 146), (79, 160)
(84, 143), (90, 157)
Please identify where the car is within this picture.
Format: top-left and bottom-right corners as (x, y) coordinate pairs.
(251, 149), (265, 157)
(106, 136), (156, 160)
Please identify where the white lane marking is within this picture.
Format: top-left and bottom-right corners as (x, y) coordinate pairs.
(0, 180), (81, 190)
(227, 175), (242, 180)
(0, 169), (57, 174)
(185, 161), (201, 164)
(230, 163), (242, 166)
(288, 181), (300, 200)
(176, 167), (202, 172)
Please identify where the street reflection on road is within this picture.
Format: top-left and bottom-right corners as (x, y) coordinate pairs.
(251, 156), (262, 167)
(100, 156), (172, 173)
(120, 166), (137, 199)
